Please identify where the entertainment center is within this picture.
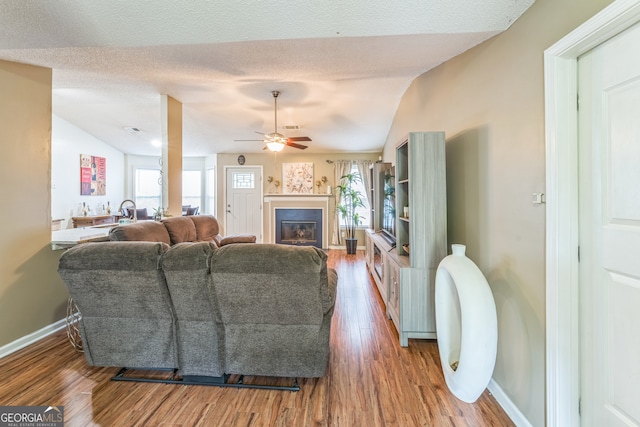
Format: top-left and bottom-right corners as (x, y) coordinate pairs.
(365, 131), (447, 346)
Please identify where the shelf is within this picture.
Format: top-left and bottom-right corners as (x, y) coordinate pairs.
(399, 217), (409, 222)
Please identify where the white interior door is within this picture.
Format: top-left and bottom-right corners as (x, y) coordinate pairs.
(225, 167), (262, 242)
(578, 21), (640, 427)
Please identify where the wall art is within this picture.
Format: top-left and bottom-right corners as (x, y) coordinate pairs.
(80, 154), (106, 196)
(282, 162), (314, 194)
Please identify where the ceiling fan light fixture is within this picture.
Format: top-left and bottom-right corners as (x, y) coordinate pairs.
(264, 131), (287, 152)
(266, 141), (286, 152)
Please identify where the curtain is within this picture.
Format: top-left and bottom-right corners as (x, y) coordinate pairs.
(356, 160), (373, 223)
(331, 160), (353, 245)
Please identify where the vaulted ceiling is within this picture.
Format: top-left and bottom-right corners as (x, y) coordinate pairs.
(0, 1), (534, 156)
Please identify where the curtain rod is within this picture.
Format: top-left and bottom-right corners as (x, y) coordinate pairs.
(326, 160), (367, 164)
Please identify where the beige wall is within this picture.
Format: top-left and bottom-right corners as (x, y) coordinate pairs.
(382, 0), (613, 424)
(216, 151), (379, 246)
(0, 59), (68, 348)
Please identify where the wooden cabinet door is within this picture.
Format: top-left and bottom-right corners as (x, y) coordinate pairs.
(387, 258), (400, 330)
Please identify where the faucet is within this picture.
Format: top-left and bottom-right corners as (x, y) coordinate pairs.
(118, 199), (137, 222)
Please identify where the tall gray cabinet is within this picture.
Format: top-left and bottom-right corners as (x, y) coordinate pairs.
(365, 131), (447, 346)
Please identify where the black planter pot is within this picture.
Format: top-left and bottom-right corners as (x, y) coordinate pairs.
(345, 238), (358, 255)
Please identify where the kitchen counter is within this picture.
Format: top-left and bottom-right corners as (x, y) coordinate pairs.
(51, 220), (158, 250)
(51, 225), (113, 250)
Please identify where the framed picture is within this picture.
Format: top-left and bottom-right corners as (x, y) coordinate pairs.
(282, 162), (314, 194)
(80, 154), (106, 196)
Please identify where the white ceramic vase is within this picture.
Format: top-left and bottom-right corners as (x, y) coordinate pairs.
(435, 244), (498, 403)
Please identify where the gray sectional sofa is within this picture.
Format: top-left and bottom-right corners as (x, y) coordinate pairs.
(57, 216), (337, 389)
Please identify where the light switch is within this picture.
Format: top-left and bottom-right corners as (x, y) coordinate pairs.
(532, 193), (545, 205)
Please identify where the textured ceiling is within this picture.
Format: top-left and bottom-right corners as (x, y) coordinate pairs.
(0, 1), (534, 156)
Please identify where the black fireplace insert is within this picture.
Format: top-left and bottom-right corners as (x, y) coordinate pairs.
(275, 208), (322, 248)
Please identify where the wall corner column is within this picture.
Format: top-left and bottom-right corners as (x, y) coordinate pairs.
(161, 95), (182, 217)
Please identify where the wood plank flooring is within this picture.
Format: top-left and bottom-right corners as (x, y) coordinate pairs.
(0, 250), (514, 426)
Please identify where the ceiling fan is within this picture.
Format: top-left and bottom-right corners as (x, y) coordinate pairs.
(235, 90), (311, 151)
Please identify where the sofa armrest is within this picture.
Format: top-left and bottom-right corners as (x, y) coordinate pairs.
(218, 234), (256, 246)
(323, 268), (338, 315)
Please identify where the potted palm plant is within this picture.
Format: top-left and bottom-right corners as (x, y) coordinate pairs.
(336, 172), (365, 254)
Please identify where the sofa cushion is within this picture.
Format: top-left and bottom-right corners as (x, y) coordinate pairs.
(109, 221), (171, 245)
(189, 215), (222, 243)
(162, 242), (224, 377)
(210, 244), (325, 325)
(162, 216), (197, 244)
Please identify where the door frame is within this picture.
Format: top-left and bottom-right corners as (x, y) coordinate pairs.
(544, 1), (640, 425)
(223, 165), (264, 241)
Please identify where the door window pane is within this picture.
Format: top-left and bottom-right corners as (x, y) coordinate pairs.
(233, 172), (254, 189)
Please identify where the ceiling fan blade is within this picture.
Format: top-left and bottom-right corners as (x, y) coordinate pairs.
(238, 92), (312, 150)
(286, 141), (308, 150)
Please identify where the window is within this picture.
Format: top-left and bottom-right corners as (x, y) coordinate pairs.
(206, 168), (215, 215)
(351, 165), (370, 225)
(339, 164), (370, 227)
(182, 170), (202, 210)
(134, 168), (161, 211)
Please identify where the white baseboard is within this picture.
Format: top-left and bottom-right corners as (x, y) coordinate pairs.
(0, 318), (66, 359)
(488, 379), (532, 427)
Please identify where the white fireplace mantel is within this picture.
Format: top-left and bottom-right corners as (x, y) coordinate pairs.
(264, 194), (332, 249)
(264, 193), (332, 201)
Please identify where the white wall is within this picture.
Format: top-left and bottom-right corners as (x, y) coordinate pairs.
(51, 115), (125, 228)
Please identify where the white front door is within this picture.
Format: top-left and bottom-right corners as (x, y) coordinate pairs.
(225, 167), (262, 242)
(578, 21), (640, 427)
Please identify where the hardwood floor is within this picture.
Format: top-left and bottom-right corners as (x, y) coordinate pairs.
(0, 250), (514, 426)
